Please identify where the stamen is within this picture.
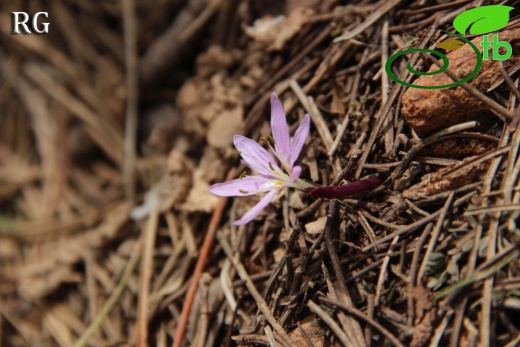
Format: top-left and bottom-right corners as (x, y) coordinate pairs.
(267, 134), (275, 145)
(238, 189), (249, 194)
(239, 171), (247, 179)
(259, 136), (270, 146)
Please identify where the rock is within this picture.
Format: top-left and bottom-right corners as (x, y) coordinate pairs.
(401, 28), (520, 137)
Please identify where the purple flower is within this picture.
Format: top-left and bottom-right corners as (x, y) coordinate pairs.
(209, 93), (314, 225)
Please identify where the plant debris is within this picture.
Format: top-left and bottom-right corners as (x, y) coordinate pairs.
(1, 1), (520, 347)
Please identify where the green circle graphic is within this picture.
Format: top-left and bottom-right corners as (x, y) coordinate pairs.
(384, 31), (483, 89)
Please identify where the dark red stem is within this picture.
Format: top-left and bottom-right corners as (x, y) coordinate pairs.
(307, 176), (381, 199)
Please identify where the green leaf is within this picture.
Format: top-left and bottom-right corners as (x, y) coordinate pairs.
(437, 39), (464, 51)
(453, 5), (514, 35)
(405, 35), (418, 47)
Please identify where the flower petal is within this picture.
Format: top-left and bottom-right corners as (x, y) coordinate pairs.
(233, 189), (278, 225)
(288, 113), (310, 168)
(209, 176), (276, 197)
(234, 135), (281, 176)
(270, 93), (290, 159)
(287, 165), (302, 184)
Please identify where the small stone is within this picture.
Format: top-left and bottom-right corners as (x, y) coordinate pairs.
(401, 28), (520, 137)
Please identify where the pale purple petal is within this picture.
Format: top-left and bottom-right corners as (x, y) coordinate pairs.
(287, 165), (302, 184)
(288, 113), (310, 168)
(270, 93), (290, 158)
(233, 189), (278, 225)
(234, 135), (281, 176)
(210, 176), (276, 197)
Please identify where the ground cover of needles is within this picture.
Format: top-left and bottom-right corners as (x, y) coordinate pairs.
(1, 1), (520, 346)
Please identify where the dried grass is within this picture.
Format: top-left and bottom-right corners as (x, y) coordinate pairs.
(1, 0), (520, 346)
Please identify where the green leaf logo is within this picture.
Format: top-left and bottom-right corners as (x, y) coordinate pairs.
(437, 39), (464, 51)
(453, 5), (514, 35)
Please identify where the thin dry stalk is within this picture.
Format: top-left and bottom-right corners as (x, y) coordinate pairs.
(417, 193), (454, 280)
(218, 236), (295, 347)
(122, 0), (138, 201)
(323, 201), (366, 347)
(374, 235), (399, 307)
(333, 0), (402, 42)
(74, 238), (142, 347)
(320, 297), (405, 347)
(193, 273), (211, 347)
(289, 81), (334, 150)
(407, 223), (433, 326)
(136, 209), (159, 347)
(171, 170), (234, 347)
(308, 300), (351, 347)
(355, 24), (438, 179)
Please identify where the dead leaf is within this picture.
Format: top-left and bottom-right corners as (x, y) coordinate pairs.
(207, 106), (243, 149)
(288, 320), (323, 346)
(305, 216), (327, 235)
(330, 85), (346, 115)
(244, 8), (315, 51)
(19, 202), (132, 299)
(289, 190), (306, 210)
(181, 169), (220, 213)
(131, 149), (193, 220)
(437, 39), (464, 51)
(403, 155), (488, 199)
(410, 286), (437, 347)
